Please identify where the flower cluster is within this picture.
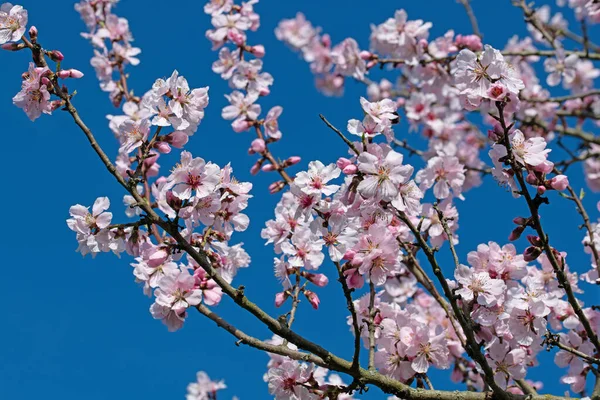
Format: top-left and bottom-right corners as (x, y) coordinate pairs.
(75, 0), (141, 106)
(205, 0), (300, 191)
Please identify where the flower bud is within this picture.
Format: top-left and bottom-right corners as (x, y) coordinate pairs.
(527, 235), (543, 247)
(259, 87), (270, 96)
(305, 273), (329, 287)
(537, 185), (546, 195)
(231, 118), (250, 132)
(262, 163), (276, 172)
(250, 138), (266, 153)
(359, 50), (373, 60)
(57, 70), (70, 79)
(250, 161), (261, 175)
(509, 225), (525, 241)
(336, 157), (352, 169)
(526, 172), (538, 185)
(342, 249), (356, 261)
(1, 42), (24, 51)
(48, 50), (64, 61)
(165, 131), (189, 148)
(534, 160), (554, 174)
(366, 60), (378, 69)
(68, 69), (84, 79)
(250, 44), (265, 58)
(523, 246), (542, 262)
(513, 216), (528, 225)
(269, 180), (286, 194)
(549, 175), (569, 191)
(154, 141), (171, 154)
(304, 290), (320, 309)
(275, 291), (289, 307)
(286, 156), (301, 166)
(29, 26), (38, 40)
(228, 30), (245, 46)
(343, 164), (358, 174)
(343, 268), (364, 289)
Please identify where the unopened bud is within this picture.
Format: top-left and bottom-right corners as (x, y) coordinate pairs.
(509, 225), (525, 241)
(231, 118), (250, 132)
(523, 246), (542, 262)
(304, 290), (320, 309)
(154, 141), (171, 154)
(1, 42), (24, 51)
(359, 50), (373, 60)
(537, 185), (546, 195)
(527, 235), (543, 247)
(165, 131), (189, 148)
(304, 273), (329, 287)
(336, 157), (352, 169)
(268, 180), (286, 194)
(513, 216), (528, 225)
(48, 50), (64, 61)
(275, 291), (289, 307)
(250, 161), (261, 175)
(261, 163), (276, 172)
(250, 138), (266, 153)
(286, 156), (301, 166)
(526, 172), (538, 185)
(343, 164), (358, 174)
(250, 45), (265, 58)
(29, 26), (38, 40)
(549, 175), (569, 191)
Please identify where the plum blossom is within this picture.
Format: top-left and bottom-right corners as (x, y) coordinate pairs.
(509, 129), (551, 167)
(13, 62), (53, 121)
(415, 155), (465, 199)
(294, 161), (340, 197)
(0, 3), (27, 44)
(186, 371), (227, 400)
(357, 146), (414, 201)
(332, 38), (366, 80)
(454, 264), (506, 307)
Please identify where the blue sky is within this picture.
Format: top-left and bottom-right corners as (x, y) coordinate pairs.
(1, 0), (598, 399)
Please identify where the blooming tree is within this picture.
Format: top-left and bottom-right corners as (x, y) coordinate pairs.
(4, 0), (600, 399)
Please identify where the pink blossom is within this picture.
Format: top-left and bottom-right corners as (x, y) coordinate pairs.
(13, 62), (52, 121)
(416, 155), (465, 199)
(186, 371), (227, 400)
(454, 264), (506, 307)
(357, 146), (413, 201)
(0, 3), (27, 44)
(294, 160), (341, 197)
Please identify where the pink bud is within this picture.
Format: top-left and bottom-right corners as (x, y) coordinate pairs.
(321, 34), (331, 48)
(259, 87), (270, 96)
(269, 181), (286, 194)
(534, 160), (554, 174)
(250, 161), (261, 175)
(228, 30), (245, 46)
(509, 225), (525, 241)
(166, 131), (189, 148)
(57, 70), (70, 79)
(250, 138), (266, 153)
(343, 268), (364, 289)
(154, 141), (171, 154)
(68, 69), (84, 79)
(48, 50), (64, 61)
(304, 290), (320, 310)
(41, 76), (52, 86)
(537, 185), (546, 195)
(305, 273), (329, 287)
(1, 43), (21, 51)
(286, 156), (301, 165)
(250, 45), (265, 57)
(343, 164), (358, 175)
(523, 246), (542, 262)
(231, 118), (250, 132)
(49, 100), (62, 111)
(342, 249), (356, 261)
(146, 248), (168, 268)
(359, 50), (373, 60)
(366, 60), (378, 69)
(275, 292), (289, 307)
(526, 173), (538, 185)
(527, 235), (543, 247)
(549, 175), (569, 191)
(262, 163), (276, 172)
(513, 216), (528, 225)
(29, 26), (38, 39)
(336, 157), (352, 169)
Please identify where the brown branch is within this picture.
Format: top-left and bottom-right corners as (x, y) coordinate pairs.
(334, 261), (362, 370)
(457, 0), (482, 38)
(319, 114), (360, 155)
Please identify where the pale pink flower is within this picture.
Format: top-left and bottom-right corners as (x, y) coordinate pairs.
(509, 129), (551, 167)
(416, 155), (465, 199)
(13, 62), (52, 121)
(118, 118), (151, 154)
(267, 360), (314, 400)
(222, 90), (261, 122)
(186, 371), (226, 400)
(360, 97), (398, 125)
(332, 38), (366, 80)
(454, 264), (506, 307)
(212, 47), (239, 79)
(281, 227), (324, 270)
(294, 161), (340, 197)
(544, 49), (578, 87)
(357, 146), (413, 201)
(231, 59), (273, 95)
(486, 340), (526, 389)
(264, 106), (283, 139)
(0, 3), (27, 44)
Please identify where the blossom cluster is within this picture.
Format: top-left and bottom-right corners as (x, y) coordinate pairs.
(75, 0), (141, 106)
(204, 0), (300, 192)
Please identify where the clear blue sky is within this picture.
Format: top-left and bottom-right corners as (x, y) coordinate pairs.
(0, 0), (598, 399)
